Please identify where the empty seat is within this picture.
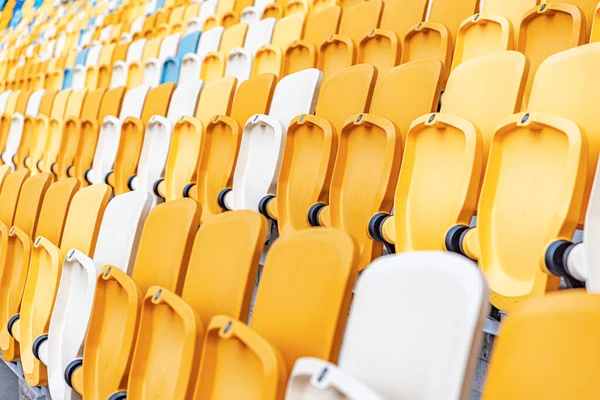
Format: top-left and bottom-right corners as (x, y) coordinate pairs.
(202, 23), (248, 82)
(401, 22), (453, 81)
(109, 211), (267, 399)
(194, 228), (358, 398)
(225, 18), (276, 83)
(143, 33), (181, 87)
(287, 251), (489, 400)
(10, 178), (79, 387)
(110, 38), (146, 88)
(482, 0), (539, 45)
(451, 13), (513, 71)
(128, 37), (163, 89)
(260, 64), (378, 236)
(483, 291), (600, 399)
(284, 6), (341, 76)
(218, 68), (322, 213)
(518, 3), (584, 108)
(161, 31), (201, 84)
(86, 85), (150, 186)
(68, 199), (200, 399)
(318, 0), (382, 80)
(428, 0), (479, 43)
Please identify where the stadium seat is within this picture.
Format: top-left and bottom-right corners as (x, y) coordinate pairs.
(9, 178), (79, 387)
(259, 64), (378, 235)
(143, 32), (181, 87)
(0, 91), (29, 160)
(129, 79), (203, 205)
(0, 173), (52, 362)
(287, 251), (489, 400)
(127, 37), (163, 88)
(109, 82), (175, 195)
(451, 13), (513, 71)
(110, 38), (146, 88)
(283, 6), (340, 76)
(194, 26), (225, 72)
(108, 211), (267, 399)
(202, 23), (248, 82)
(218, 68), (321, 213)
(253, 12), (305, 78)
(318, 0), (382, 80)
(224, 18), (276, 83)
(194, 228), (358, 399)
(86, 85), (149, 185)
(401, 22), (453, 81)
(161, 30), (201, 84)
(482, 0), (539, 45)
(68, 198), (199, 399)
(482, 291), (600, 399)
(517, 3), (584, 108)
(428, 0), (479, 43)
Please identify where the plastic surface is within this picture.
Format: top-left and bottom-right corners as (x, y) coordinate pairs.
(428, 0), (479, 42)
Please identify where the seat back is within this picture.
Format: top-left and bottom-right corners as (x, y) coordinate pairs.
(428, 0), (479, 42)
(119, 85), (150, 120)
(127, 39), (147, 63)
(482, 0), (539, 43)
(166, 81), (203, 123)
(177, 31), (201, 59)
(288, 251), (489, 400)
(197, 26), (225, 62)
(251, 228), (358, 372)
(0, 170), (29, 227)
(452, 13), (513, 71)
(401, 22), (453, 80)
(244, 18), (276, 55)
(195, 76), (237, 125)
(267, 67), (321, 128)
(380, 0), (427, 42)
(483, 292), (600, 399)
(271, 12), (305, 48)
(158, 33), (181, 60)
(441, 51), (528, 168)
(304, 6), (341, 46)
(517, 3), (584, 109)
(563, 0), (596, 40)
(220, 23), (249, 54)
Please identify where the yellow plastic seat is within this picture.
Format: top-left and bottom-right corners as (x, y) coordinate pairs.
(157, 77), (240, 202)
(428, 0), (479, 43)
(517, 3), (584, 109)
(72, 87), (126, 187)
(483, 291), (600, 400)
(128, 37), (163, 89)
(195, 228), (358, 398)
(318, 0), (382, 80)
(119, 211), (267, 400)
(0, 173), (52, 362)
(402, 22), (453, 82)
(262, 65), (377, 236)
(40, 89), (88, 175)
(54, 88), (105, 180)
(79, 199), (200, 398)
(283, 6), (341, 76)
(591, 2), (600, 42)
(451, 13), (514, 71)
(201, 23), (248, 83)
(15, 90), (56, 171)
(111, 83), (175, 195)
(253, 13), (306, 78)
(482, 0), (540, 44)
(561, 0), (596, 41)
(87, 43), (116, 89)
(112, 42), (131, 65)
(21, 182), (108, 387)
(0, 91), (22, 157)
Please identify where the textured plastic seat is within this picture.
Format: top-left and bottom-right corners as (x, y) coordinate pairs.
(401, 22), (453, 81)
(219, 68), (322, 213)
(2, 89), (44, 169)
(127, 37), (163, 89)
(86, 43), (116, 90)
(161, 31), (201, 84)
(28, 89), (71, 175)
(0, 173), (52, 361)
(110, 38), (146, 89)
(483, 291), (600, 400)
(428, 0), (479, 43)
(196, 26), (225, 70)
(225, 18), (276, 83)
(318, 0), (382, 81)
(241, 0), (273, 23)
(260, 64), (378, 236)
(72, 44), (102, 90)
(110, 211), (267, 400)
(39, 89), (87, 175)
(253, 13), (305, 78)
(287, 251), (489, 400)
(75, 48), (89, 66)
(36, 189), (149, 400)
(130, 80), (203, 205)
(87, 85), (149, 185)
(0, 91), (29, 163)
(202, 23), (248, 82)
(451, 13), (513, 71)
(109, 83), (175, 195)
(143, 33), (181, 87)
(70, 199), (199, 399)
(517, 3), (584, 109)
(482, 0), (539, 45)
(194, 228), (358, 399)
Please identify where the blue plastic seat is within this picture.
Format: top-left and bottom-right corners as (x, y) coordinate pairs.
(161, 31), (201, 84)
(62, 68), (74, 89)
(75, 48), (89, 66)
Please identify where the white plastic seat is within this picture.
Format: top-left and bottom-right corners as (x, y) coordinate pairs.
(241, 0), (274, 24)
(196, 26), (224, 70)
(110, 38), (147, 89)
(143, 33), (182, 87)
(286, 251), (489, 400)
(225, 18), (276, 83)
(54, 33), (67, 57)
(130, 80), (204, 204)
(179, 54), (202, 85)
(0, 91), (12, 114)
(1, 90), (44, 168)
(87, 85), (150, 184)
(130, 16), (145, 36)
(222, 68), (322, 212)
(99, 25), (112, 44)
(42, 191), (153, 400)
(79, 29), (94, 49)
(197, 0), (218, 30)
